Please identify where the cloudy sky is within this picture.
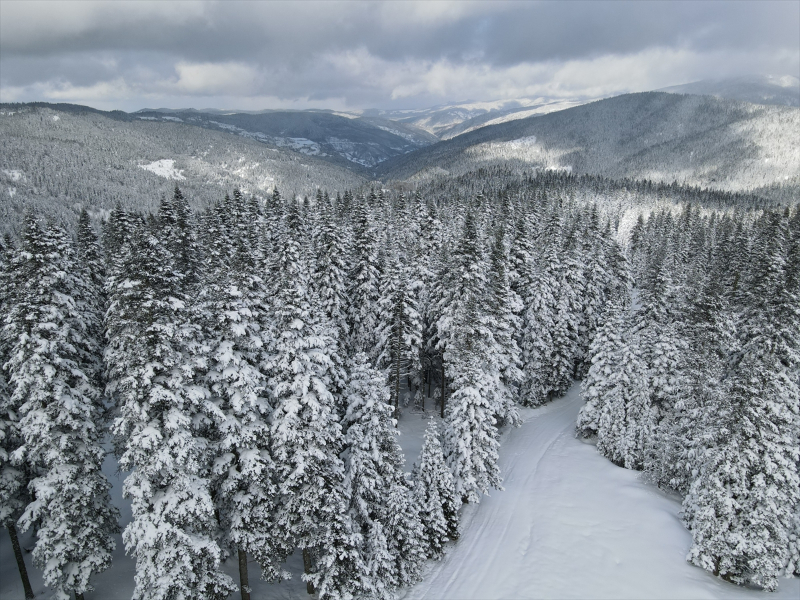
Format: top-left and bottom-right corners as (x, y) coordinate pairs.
(1, 0), (798, 112)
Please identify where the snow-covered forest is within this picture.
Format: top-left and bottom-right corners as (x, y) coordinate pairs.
(2, 167), (798, 598)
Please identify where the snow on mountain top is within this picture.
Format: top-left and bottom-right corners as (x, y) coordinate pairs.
(138, 159), (185, 180)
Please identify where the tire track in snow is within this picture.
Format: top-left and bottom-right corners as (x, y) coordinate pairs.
(403, 390), (579, 599)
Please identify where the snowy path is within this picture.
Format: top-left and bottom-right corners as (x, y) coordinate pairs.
(403, 384), (800, 600)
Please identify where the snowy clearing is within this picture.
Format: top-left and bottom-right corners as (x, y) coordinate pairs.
(138, 159), (186, 180)
(403, 384), (800, 600)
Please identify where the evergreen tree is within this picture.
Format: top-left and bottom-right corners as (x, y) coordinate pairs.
(486, 225), (522, 426)
(106, 219), (235, 600)
(347, 197), (382, 357)
(441, 212), (503, 502)
(342, 352), (425, 596)
(684, 213), (800, 591)
(268, 201), (366, 598)
(376, 249), (423, 419)
(6, 217), (118, 600)
(0, 234), (35, 600)
(415, 418), (459, 557)
(199, 204), (282, 594)
(577, 305), (626, 439)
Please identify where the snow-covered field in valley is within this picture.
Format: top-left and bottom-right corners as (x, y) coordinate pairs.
(3, 383), (797, 600)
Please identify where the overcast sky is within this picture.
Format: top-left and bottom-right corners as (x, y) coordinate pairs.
(1, 0), (798, 112)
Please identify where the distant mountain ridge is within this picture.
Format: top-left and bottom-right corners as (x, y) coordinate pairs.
(659, 75), (800, 107)
(374, 91), (800, 199)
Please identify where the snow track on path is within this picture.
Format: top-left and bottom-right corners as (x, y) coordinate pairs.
(403, 384), (800, 600)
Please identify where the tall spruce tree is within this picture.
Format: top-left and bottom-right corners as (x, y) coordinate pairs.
(106, 217), (235, 600)
(441, 211), (503, 502)
(0, 233), (35, 600)
(415, 418), (459, 557)
(199, 199), (281, 598)
(683, 212), (800, 591)
(6, 217), (118, 600)
(268, 201), (366, 598)
(342, 352), (425, 596)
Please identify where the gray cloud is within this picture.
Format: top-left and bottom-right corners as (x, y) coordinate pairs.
(1, 0), (797, 110)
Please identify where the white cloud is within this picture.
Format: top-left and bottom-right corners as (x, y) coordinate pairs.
(172, 61), (260, 95)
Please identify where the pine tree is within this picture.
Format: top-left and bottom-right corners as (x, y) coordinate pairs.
(519, 244), (558, 406)
(199, 203), (282, 594)
(594, 326), (650, 470)
(347, 197), (381, 356)
(441, 211), (503, 502)
(0, 234), (35, 600)
(342, 352), (425, 595)
(486, 226), (522, 427)
(6, 217), (118, 600)
(268, 201), (366, 598)
(577, 305), (626, 439)
(312, 201), (350, 416)
(106, 219), (235, 600)
(415, 418), (459, 557)
(376, 249), (423, 419)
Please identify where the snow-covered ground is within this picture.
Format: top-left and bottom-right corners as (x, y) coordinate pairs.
(138, 158), (186, 180)
(403, 384), (800, 600)
(2, 384), (797, 599)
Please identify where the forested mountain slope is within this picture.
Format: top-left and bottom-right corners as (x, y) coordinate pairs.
(0, 104), (366, 233)
(134, 109), (438, 171)
(376, 92), (800, 199)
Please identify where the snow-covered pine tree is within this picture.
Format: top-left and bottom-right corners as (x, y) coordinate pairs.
(342, 352), (426, 594)
(347, 196), (382, 357)
(312, 200), (350, 415)
(416, 196), (442, 405)
(629, 256), (686, 471)
(5, 216), (118, 600)
(574, 206), (610, 378)
(441, 211), (503, 502)
(77, 208), (105, 293)
(486, 225), (522, 427)
(683, 211), (800, 591)
(106, 217), (236, 600)
(198, 198), (281, 598)
(577, 304), (626, 439)
(547, 211), (583, 397)
(646, 270), (735, 495)
(0, 234), (35, 600)
(268, 200), (366, 599)
(161, 186), (200, 287)
(519, 240), (558, 406)
(593, 324), (650, 470)
(376, 248), (423, 419)
(314, 200), (350, 349)
(415, 418), (459, 558)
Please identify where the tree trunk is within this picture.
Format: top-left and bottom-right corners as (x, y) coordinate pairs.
(440, 358), (446, 419)
(394, 304), (403, 423)
(76, 593), (85, 600)
(394, 347), (401, 422)
(426, 365), (432, 403)
(238, 548), (251, 600)
(303, 548), (315, 595)
(7, 523), (34, 600)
